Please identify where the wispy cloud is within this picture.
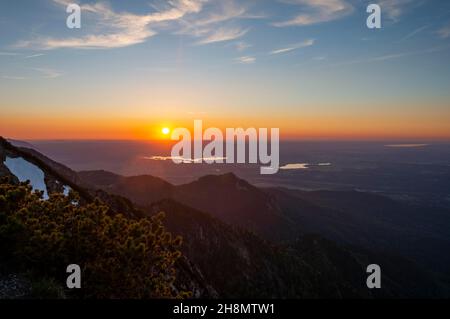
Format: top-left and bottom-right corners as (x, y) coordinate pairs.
(234, 41), (252, 51)
(273, 0), (353, 27)
(400, 25), (429, 41)
(1, 67), (61, 80)
(16, 0), (206, 50)
(0, 52), (45, 59)
(24, 53), (45, 59)
(332, 46), (448, 67)
(32, 67), (62, 79)
(270, 39), (315, 55)
(378, 0), (415, 22)
(190, 0), (249, 26)
(235, 56), (256, 64)
(178, 0), (261, 45)
(196, 27), (249, 45)
(16, 0), (262, 49)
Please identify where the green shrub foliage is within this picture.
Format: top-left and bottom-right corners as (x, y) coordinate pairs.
(0, 178), (187, 299)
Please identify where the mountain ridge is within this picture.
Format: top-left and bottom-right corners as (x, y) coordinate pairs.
(1, 137), (447, 298)
(78, 167), (450, 291)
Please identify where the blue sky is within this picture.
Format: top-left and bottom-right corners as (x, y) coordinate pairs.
(1, 0), (450, 139)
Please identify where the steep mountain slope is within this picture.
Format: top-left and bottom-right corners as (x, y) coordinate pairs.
(174, 173), (300, 241)
(147, 199), (438, 298)
(80, 170), (174, 205)
(2, 138), (446, 298)
(78, 171), (300, 240)
(148, 199), (318, 298)
(268, 188), (450, 275)
(78, 169), (450, 296)
(290, 235), (439, 298)
(79, 170), (450, 255)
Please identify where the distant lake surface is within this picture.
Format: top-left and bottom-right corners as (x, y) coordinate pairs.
(27, 140), (450, 208)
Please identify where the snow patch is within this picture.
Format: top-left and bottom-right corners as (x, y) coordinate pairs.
(4, 156), (49, 200)
(63, 185), (71, 196)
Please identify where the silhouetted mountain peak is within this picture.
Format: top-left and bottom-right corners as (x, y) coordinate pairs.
(77, 170), (122, 186)
(189, 173), (255, 192)
(3, 136), (447, 298)
(197, 172), (239, 183)
(79, 170), (173, 189)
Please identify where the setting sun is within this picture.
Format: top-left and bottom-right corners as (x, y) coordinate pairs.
(162, 127), (170, 135)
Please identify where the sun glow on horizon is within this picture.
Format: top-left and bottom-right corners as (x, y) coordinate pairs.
(162, 127), (171, 136)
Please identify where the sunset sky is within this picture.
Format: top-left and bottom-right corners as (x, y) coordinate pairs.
(1, 0), (450, 140)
